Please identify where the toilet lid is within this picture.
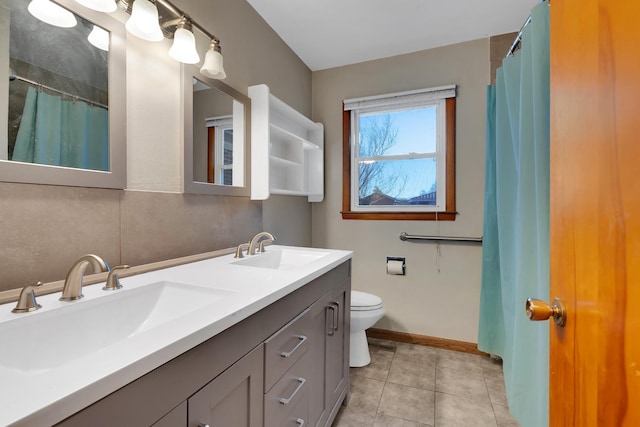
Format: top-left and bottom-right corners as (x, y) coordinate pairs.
(351, 291), (383, 311)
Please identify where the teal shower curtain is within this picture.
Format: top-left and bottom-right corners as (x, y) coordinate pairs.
(12, 86), (109, 171)
(479, 3), (549, 427)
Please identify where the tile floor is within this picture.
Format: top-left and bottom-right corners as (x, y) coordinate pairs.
(332, 338), (520, 427)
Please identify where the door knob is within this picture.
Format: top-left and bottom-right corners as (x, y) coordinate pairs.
(525, 297), (567, 327)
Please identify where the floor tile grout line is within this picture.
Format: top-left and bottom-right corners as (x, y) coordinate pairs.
(433, 361), (438, 427)
(483, 369), (501, 427)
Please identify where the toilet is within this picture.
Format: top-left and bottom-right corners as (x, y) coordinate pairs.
(350, 290), (385, 367)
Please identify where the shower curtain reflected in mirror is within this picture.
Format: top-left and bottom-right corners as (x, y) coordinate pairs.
(479, 2), (550, 427)
(12, 86), (109, 171)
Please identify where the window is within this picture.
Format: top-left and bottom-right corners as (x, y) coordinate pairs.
(206, 116), (233, 185)
(342, 85), (456, 220)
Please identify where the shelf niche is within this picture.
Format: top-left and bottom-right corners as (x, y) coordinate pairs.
(249, 84), (324, 202)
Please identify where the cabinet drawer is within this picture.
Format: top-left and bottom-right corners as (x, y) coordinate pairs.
(276, 389), (308, 427)
(264, 307), (311, 391)
(265, 355), (310, 427)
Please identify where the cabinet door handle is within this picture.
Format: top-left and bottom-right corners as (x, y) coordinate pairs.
(198, 424), (210, 427)
(279, 377), (306, 405)
(326, 305), (335, 336)
(332, 301), (340, 332)
(280, 335), (308, 358)
(296, 418), (305, 426)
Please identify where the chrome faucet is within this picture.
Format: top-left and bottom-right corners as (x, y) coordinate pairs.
(247, 232), (275, 255)
(60, 254), (110, 301)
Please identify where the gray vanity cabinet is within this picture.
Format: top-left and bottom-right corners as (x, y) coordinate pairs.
(325, 279), (350, 418)
(307, 292), (331, 426)
(188, 344), (264, 427)
(55, 261), (350, 427)
(306, 277), (350, 427)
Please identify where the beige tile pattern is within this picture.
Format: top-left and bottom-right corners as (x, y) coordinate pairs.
(121, 191), (262, 266)
(0, 182), (263, 293)
(333, 339), (520, 427)
(0, 182), (121, 291)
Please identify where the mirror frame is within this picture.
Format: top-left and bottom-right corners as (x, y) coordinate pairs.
(0, 0), (126, 189)
(182, 63), (251, 196)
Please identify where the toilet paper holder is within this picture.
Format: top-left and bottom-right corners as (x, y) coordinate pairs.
(386, 257), (406, 275)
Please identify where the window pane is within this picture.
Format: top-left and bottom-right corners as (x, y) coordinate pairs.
(223, 129), (233, 165)
(358, 158), (436, 206)
(222, 168), (233, 185)
(359, 106), (437, 158)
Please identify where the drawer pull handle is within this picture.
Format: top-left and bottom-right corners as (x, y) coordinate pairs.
(327, 305), (336, 335)
(198, 424), (210, 427)
(296, 418), (305, 426)
(279, 377), (306, 405)
(332, 301), (340, 332)
(281, 335), (308, 358)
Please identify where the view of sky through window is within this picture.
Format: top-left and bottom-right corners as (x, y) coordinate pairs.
(357, 106), (438, 204)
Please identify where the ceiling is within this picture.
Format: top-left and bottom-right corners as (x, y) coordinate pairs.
(246, 0), (540, 71)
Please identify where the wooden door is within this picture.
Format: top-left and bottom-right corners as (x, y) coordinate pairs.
(549, 1), (640, 426)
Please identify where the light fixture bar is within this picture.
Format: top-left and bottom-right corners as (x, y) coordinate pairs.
(117, 0), (226, 78)
(154, 0), (217, 42)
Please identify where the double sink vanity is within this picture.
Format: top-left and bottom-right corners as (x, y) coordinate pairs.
(0, 245), (353, 427)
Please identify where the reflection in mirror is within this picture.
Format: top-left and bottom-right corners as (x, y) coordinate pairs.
(183, 64), (250, 196)
(0, 0), (126, 188)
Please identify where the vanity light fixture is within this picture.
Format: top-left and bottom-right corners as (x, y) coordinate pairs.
(125, 0), (163, 41)
(168, 17), (200, 64)
(88, 24), (110, 51)
(79, 0), (228, 78)
(27, 0), (77, 28)
(200, 38), (226, 80)
(74, 0), (117, 13)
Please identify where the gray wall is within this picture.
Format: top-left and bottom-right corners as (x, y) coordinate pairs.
(0, 0), (313, 292)
(311, 39), (490, 342)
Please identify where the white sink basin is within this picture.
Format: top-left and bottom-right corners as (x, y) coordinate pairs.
(233, 248), (331, 270)
(0, 281), (235, 372)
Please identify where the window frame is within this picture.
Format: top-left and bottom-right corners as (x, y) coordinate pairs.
(342, 90), (456, 221)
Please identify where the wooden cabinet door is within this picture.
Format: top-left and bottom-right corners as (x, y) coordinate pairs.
(188, 345), (264, 427)
(325, 278), (350, 419)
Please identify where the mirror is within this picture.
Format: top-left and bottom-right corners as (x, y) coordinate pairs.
(0, 0), (125, 188)
(183, 63), (250, 196)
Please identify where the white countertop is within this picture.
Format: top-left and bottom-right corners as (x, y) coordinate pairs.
(0, 245), (352, 426)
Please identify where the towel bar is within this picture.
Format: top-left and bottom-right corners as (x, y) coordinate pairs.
(399, 232), (483, 243)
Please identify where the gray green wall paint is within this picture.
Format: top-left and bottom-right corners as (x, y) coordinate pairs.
(311, 38), (490, 342)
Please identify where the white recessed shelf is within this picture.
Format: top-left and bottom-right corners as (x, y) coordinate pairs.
(249, 84), (324, 202)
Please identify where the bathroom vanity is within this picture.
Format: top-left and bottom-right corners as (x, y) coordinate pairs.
(0, 246), (352, 427)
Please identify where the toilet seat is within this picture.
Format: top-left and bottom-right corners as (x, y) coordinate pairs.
(351, 291), (383, 312)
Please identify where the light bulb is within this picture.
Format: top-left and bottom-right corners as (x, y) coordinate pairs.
(28, 0), (77, 28)
(169, 25), (200, 64)
(125, 0), (163, 42)
(88, 25), (109, 51)
(200, 40), (226, 79)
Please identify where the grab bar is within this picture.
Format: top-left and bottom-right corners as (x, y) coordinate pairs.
(399, 232), (483, 243)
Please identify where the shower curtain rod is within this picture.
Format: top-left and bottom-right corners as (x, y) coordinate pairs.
(505, 0), (549, 58)
(9, 74), (108, 110)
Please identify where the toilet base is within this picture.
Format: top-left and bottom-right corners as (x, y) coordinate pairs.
(350, 330), (371, 367)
